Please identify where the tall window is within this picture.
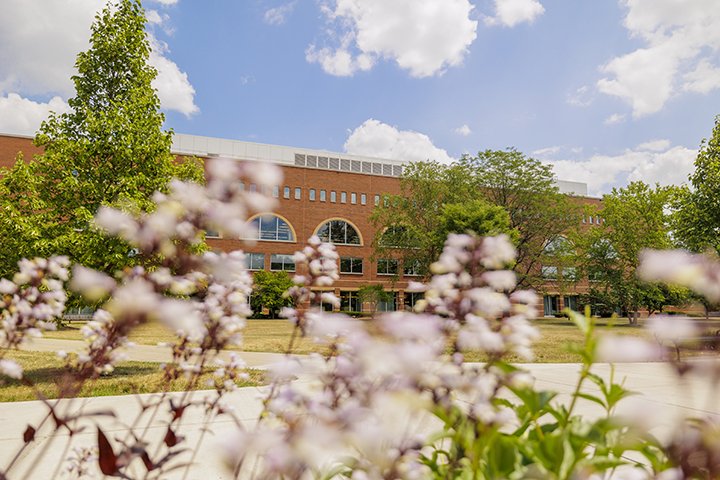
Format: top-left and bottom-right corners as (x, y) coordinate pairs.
(341, 192), (347, 203)
(374, 194), (380, 206)
(330, 191), (337, 203)
(340, 257), (363, 274)
(272, 185), (279, 198)
(316, 220), (361, 245)
(340, 291), (361, 312)
(320, 190), (327, 202)
(246, 253), (265, 270)
(309, 189), (316, 201)
(270, 254), (295, 272)
(378, 292), (397, 312)
(377, 258), (398, 275)
(361, 194), (367, 205)
(283, 186), (290, 199)
(404, 292), (423, 310)
(248, 215), (295, 241)
(294, 187), (301, 200)
(351, 192), (357, 204)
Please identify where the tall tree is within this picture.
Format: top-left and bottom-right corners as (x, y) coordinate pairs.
(370, 161), (514, 278)
(578, 181), (679, 323)
(0, 0), (202, 276)
(673, 115), (720, 254)
(459, 149), (583, 290)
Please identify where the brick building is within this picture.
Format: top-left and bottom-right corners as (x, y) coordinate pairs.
(0, 132), (601, 315)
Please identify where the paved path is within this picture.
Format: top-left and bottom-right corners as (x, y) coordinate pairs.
(19, 337), (297, 368)
(3, 343), (719, 478)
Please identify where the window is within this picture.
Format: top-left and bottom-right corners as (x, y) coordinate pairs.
(564, 295), (579, 311)
(239, 183), (245, 191)
(563, 267), (578, 281)
(249, 183), (257, 192)
(246, 253), (265, 270)
(294, 187), (301, 200)
(248, 215), (295, 241)
(595, 216), (600, 224)
(582, 216), (587, 224)
(309, 189), (316, 201)
(541, 266), (558, 279)
(316, 220), (361, 245)
(543, 295), (560, 316)
(341, 192), (347, 203)
(270, 254), (295, 272)
(330, 191), (337, 203)
(374, 195), (380, 206)
(544, 236), (571, 255)
(205, 229), (220, 239)
(403, 259), (422, 276)
(340, 291), (361, 312)
(381, 225), (419, 249)
(320, 190), (327, 202)
(404, 291), (424, 310)
(272, 185), (279, 198)
(378, 292), (397, 312)
(361, 194), (366, 205)
(283, 186), (290, 199)
(377, 258), (398, 275)
(351, 193), (357, 204)
(589, 216), (594, 224)
(340, 257), (363, 274)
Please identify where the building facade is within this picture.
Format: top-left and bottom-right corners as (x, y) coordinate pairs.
(0, 132), (601, 315)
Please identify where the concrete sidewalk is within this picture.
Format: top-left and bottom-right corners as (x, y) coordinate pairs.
(1, 357), (718, 478)
(19, 337), (298, 368)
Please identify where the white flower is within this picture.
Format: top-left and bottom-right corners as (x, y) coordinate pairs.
(0, 278), (17, 294)
(95, 207), (138, 239)
(482, 270), (516, 291)
(646, 315), (698, 342)
(0, 359), (23, 379)
(70, 265), (116, 301)
(596, 336), (664, 363)
(480, 235), (516, 269)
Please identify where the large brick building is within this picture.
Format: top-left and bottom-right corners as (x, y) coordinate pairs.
(0, 132), (601, 315)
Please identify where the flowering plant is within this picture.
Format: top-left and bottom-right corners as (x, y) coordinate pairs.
(0, 159), (718, 479)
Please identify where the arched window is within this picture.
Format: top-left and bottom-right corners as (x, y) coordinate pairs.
(543, 236), (571, 255)
(316, 219), (361, 245)
(379, 225), (420, 248)
(247, 214), (295, 242)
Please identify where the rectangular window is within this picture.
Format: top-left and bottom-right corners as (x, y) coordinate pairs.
(351, 192), (357, 204)
(582, 216), (586, 224)
(403, 260), (421, 276)
(378, 292), (397, 312)
(330, 191), (337, 203)
(246, 253), (265, 270)
(404, 291), (424, 310)
(374, 194), (380, 206)
(543, 295), (560, 316)
(361, 194), (367, 205)
(283, 186), (290, 199)
(541, 266), (558, 279)
(320, 190), (327, 202)
(564, 295), (579, 311)
(239, 183), (245, 191)
(294, 187), (301, 200)
(383, 196), (390, 207)
(563, 266), (578, 281)
(272, 185), (279, 198)
(205, 229), (220, 239)
(589, 216), (594, 224)
(340, 256), (363, 274)
(270, 254), (295, 272)
(309, 189), (316, 201)
(377, 258), (398, 275)
(249, 183), (257, 192)
(340, 291), (361, 313)
(341, 192), (347, 203)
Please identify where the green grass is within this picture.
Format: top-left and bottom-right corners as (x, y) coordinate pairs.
(43, 317), (665, 363)
(0, 350), (264, 402)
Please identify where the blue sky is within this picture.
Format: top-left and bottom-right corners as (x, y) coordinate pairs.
(1, 0), (719, 195)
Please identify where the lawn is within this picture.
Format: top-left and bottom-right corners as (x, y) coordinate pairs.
(43, 317), (662, 363)
(0, 350), (264, 402)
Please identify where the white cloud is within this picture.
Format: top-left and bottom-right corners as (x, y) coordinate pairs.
(0, 0), (197, 122)
(344, 119), (454, 164)
(532, 146), (562, 157)
(455, 124), (472, 136)
(597, 0), (720, 117)
(566, 85), (593, 107)
(637, 139), (671, 152)
(153, 0), (178, 5)
(264, 2), (296, 26)
(485, 0), (545, 27)
(307, 0), (477, 78)
(544, 141), (696, 196)
(604, 113), (626, 125)
(0, 93), (69, 136)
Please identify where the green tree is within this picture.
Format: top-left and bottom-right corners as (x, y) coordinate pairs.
(673, 115), (720, 254)
(578, 181), (679, 323)
(0, 0), (202, 277)
(358, 284), (393, 315)
(460, 149), (583, 290)
(371, 162), (514, 278)
(250, 271), (294, 318)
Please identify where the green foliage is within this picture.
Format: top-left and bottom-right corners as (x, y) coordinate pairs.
(371, 160), (517, 279)
(357, 284), (392, 315)
(673, 115), (720, 254)
(0, 0), (203, 278)
(577, 182), (683, 321)
(421, 310), (673, 479)
(250, 271), (294, 318)
(460, 149), (583, 289)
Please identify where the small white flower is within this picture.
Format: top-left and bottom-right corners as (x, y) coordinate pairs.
(596, 336), (664, 363)
(0, 359), (22, 379)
